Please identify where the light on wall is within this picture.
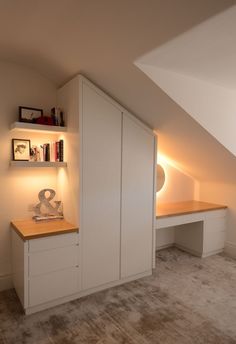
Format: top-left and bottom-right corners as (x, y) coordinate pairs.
(156, 163), (166, 192)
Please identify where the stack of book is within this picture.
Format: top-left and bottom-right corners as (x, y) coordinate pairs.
(42, 140), (64, 162)
(30, 140), (64, 162)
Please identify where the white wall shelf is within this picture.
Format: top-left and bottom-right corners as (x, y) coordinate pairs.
(10, 122), (67, 134)
(10, 161), (67, 168)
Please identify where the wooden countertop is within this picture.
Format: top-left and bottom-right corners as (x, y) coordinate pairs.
(11, 219), (78, 241)
(156, 200), (227, 219)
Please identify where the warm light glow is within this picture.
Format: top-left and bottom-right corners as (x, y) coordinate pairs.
(156, 161), (168, 197)
(158, 153), (195, 180)
(156, 153), (198, 201)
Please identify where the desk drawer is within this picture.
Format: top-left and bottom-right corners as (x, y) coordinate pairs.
(203, 231), (225, 254)
(29, 267), (78, 307)
(29, 232), (78, 252)
(29, 245), (78, 276)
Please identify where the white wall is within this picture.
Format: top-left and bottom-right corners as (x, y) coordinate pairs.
(137, 65), (236, 157)
(135, 6), (236, 158)
(0, 61), (57, 291)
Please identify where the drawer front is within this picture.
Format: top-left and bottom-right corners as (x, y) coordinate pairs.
(29, 232), (78, 252)
(204, 217), (226, 231)
(203, 231), (225, 254)
(29, 246), (78, 276)
(29, 267), (78, 307)
(205, 209), (226, 219)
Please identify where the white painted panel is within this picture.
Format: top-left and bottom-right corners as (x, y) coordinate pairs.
(121, 114), (154, 278)
(29, 267), (78, 307)
(157, 213), (201, 229)
(204, 217), (226, 231)
(203, 231), (225, 254)
(205, 209), (226, 219)
(156, 210), (226, 230)
(81, 82), (121, 290)
(156, 227), (175, 249)
(11, 230), (28, 307)
(29, 233), (78, 252)
(175, 222), (204, 256)
(29, 246), (78, 276)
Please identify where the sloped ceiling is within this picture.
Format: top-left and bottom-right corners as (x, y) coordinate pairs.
(0, 0), (236, 182)
(136, 5), (236, 158)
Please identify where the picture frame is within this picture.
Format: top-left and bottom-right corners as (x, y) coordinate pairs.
(12, 139), (31, 161)
(19, 106), (43, 123)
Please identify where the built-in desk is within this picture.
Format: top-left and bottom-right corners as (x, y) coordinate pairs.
(155, 201), (227, 260)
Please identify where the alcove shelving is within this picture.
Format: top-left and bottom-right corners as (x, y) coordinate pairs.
(10, 122), (67, 168)
(10, 161), (67, 168)
(10, 121), (67, 134)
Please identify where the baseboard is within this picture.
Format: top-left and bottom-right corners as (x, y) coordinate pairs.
(174, 244), (202, 257)
(156, 243), (174, 251)
(224, 241), (236, 259)
(0, 274), (13, 292)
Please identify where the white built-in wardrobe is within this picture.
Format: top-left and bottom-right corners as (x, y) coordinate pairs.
(58, 75), (156, 296)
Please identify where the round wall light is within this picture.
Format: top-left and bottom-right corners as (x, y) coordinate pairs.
(156, 164), (165, 192)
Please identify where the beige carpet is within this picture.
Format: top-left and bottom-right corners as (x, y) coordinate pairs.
(1, 248), (236, 344)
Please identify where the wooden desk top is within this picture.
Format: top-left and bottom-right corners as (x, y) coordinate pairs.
(156, 200), (227, 219)
(11, 219), (78, 241)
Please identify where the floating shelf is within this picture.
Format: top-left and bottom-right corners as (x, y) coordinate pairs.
(10, 122), (67, 134)
(10, 161), (67, 168)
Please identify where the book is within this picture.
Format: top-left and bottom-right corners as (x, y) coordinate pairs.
(59, 140), (64, 162)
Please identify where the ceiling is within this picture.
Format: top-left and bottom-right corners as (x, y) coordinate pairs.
(136, 5), (236, 89)
(0, 0), (236, 182)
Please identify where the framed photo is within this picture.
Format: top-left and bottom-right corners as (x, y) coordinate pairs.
(19, 106), (43, 123)
(12, 139), (31, 161)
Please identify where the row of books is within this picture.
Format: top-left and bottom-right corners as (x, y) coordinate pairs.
(30, 140), (64, 162)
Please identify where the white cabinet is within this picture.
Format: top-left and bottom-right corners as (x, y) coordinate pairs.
(156, 208), (227, 257)
(12, 230), (79, 314)
(12, 75), (156, 314)
(121, 114), (155, 278)
(59, 76), (156, 300)
(81, 82), (122, 290)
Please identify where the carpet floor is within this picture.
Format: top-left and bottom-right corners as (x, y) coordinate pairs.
(1, 248), (236, 344)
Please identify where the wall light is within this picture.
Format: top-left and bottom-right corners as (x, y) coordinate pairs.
(156, 163), (166, 192)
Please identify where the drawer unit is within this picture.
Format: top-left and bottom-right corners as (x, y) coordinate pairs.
(11, 221), (79, 314)
(29, 232), (78, 252)
(29, 245), (79, 276)
(203, 214), (226, 256)
(29, 267), (78, 307)
(203, 231), (225, 255)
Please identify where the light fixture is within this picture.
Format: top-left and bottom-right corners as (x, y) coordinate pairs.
(156, 164), (165, 192)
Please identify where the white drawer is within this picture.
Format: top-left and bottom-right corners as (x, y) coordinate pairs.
(205, 209), (226, 219)
(203, 231), (225, 254)
(204, 217), (226, 231)
(29, 245), (78, 276)
(29, 232), (78, 252)
(29, 267), (78, 307)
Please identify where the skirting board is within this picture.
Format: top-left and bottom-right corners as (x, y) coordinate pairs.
(224, 241), (236, 259)
(0, 274), (13, 292)
(156, 243), (174, 251)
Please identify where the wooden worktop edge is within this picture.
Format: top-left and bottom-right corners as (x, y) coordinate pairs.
(156, 205), (227, 219)
(11, 221), (78, 241)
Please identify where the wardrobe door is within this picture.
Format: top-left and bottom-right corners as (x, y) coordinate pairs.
(81, 82), (122, 290)
(121, 114), (155, 278)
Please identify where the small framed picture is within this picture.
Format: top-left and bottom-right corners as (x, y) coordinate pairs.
(12, 139), (31, 161)
(19, 106), (43, 123)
